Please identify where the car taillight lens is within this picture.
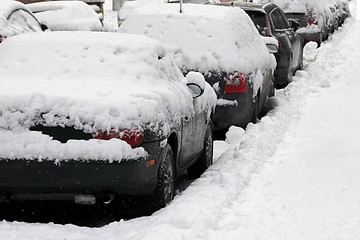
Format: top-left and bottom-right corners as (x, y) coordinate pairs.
(308, 13), (318, 25)
(92, 128), (144, 147)
(265, 15), (272, 37)
(224, 72), (247, 93)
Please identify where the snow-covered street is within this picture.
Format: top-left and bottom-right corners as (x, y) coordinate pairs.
(1, 0), (360, 239)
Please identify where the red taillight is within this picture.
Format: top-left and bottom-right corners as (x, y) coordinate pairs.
(308, 13), (318, 25)
(265, 15), (272, 37)
(93, 128), (144, 147)
(224, 72), (247, 93)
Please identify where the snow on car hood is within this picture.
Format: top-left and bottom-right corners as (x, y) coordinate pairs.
(119, 4), (276, 74)
(0, 31), (216, 161)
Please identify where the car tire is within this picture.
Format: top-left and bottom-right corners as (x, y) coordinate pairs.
(187, 119), (213, 179)
(149, 144), (175, 211)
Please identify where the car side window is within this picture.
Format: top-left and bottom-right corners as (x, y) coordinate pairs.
(270, 9), (288, 30)
(278, 9), (291, 29)
(270, 10), (282, 30)
(7, 9), (42, 33)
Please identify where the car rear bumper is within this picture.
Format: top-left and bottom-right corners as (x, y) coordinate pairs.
(0, 141), (162, 200)
(213, 92), (254, 131)
(299, 32), (322, 44)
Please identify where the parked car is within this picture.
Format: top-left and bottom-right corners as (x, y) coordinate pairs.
(0, 31), (216, 211)
(0, 0), (46, 44)
(261, 0), (343, 46)
(27, 1), (104, 31)
(212, 2), (303, 88)
(119, 4), (277, 134)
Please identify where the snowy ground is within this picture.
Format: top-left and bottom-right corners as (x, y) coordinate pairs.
(1, 0), (360, 239)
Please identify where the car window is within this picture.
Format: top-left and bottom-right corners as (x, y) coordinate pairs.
(7, 9), (42, 32)
(245, 10), (269, 36)
(270, 9), (288, 30)
(277, 9), (291, 29)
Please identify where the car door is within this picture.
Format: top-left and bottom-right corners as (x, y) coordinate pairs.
(277, 8), (302, 70)
(178, 103), (207, 169)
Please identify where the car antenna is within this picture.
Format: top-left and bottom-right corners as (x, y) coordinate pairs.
(180, 0), (183, 13)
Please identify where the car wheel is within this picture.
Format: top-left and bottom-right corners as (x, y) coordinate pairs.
(150, 144), (175, 211)
(187, 119), (213, 179)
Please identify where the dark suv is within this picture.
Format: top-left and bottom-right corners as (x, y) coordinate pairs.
(214, 2), (304, 88)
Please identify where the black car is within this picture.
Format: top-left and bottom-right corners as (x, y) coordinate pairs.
(214, 2), (304, 88)
(0, 32), (217, 212)
(0, 0), (47, 44)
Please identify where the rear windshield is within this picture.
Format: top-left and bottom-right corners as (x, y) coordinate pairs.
(244, 10), (268, 36)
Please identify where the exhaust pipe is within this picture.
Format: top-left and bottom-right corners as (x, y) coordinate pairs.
(74, 194), (115, 205)
(101, 194), (115, 205)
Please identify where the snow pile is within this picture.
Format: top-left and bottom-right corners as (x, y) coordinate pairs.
(0, 31), (216, 161)
(119, 4), (276, 74)
(27, 1), (104, 31)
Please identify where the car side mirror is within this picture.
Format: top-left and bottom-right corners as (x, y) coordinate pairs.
(40, 24), (48, 31)
(261, 36), (279, 54)
(289, 19), (300, 31)
(266, 43), (279, 54)
(187, 83), (204, 98)
(186, 71), (205, 98)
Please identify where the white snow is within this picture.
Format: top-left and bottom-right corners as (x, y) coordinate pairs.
(1, 0), (360, 239)
(0, 0), (42, 37)
(27, 1), (104, 31)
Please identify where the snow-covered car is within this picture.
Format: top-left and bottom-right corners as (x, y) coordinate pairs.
(0, 32), (216, 211)
(27, 1), (104, 31)
(0, 0), (46, 44)
(334, 0), (351, 26)
(213, 2), (303, 88)
(119, 4), (276, 133)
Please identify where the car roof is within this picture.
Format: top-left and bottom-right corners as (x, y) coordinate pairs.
(210, 2), (279, 14)
(120, 3), (275, 73)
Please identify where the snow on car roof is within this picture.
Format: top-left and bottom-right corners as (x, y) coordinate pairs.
(257, 0), (332, 13)
(27, 1), (103, 31)
(119, 3), (276, 74)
